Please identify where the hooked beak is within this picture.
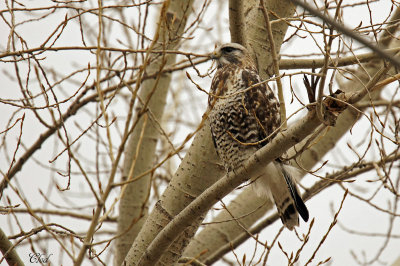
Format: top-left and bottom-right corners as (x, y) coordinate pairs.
(209, 49), (221, 60)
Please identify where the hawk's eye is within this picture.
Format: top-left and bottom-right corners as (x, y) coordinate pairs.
(221, 47), (235, 53)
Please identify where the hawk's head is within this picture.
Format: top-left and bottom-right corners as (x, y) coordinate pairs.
(210, 43), (255, 69)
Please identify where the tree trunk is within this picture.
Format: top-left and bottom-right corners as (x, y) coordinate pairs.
(115, 1), (195, 265)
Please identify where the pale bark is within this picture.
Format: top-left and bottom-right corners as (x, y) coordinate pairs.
(279, 47), (400, 69)
(392, 256), (400, 266)
(229, 0), (246, 44)
(122, 119), (224, 265)
(115, 1), (195, 265)
(244, 0), (295, 79)
(182, 187), (272, 261)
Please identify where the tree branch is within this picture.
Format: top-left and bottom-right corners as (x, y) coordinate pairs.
(279, 47), (400, 69)
(0, 228), (24, 266)
(291, 0), (400, 68)
(116, 1), (197, 264)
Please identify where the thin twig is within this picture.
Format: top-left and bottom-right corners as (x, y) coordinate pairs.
(304, 190), (348, 266)
(291, 0), (400, 68)
(260, 0), (287, 129)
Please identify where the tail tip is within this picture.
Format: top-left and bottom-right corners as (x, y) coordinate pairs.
(280, 204), (299, 230)
(280, 203), (309, 230)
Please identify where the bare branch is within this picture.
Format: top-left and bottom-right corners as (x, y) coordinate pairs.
(291, 0), (400, 68)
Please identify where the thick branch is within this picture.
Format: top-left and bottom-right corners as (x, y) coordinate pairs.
(279, 47), (400, 69)
(122, 119), (224, 265)
(244, 0), (295, 78)
(116, 1), (196, 265)
(138, 111), (321, 265)
(0, 228), (24, 266)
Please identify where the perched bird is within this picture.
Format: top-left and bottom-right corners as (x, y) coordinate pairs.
(208, 43), (309, 230)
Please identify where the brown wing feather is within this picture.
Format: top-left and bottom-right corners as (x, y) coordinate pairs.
(241, 69), (280, 147)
